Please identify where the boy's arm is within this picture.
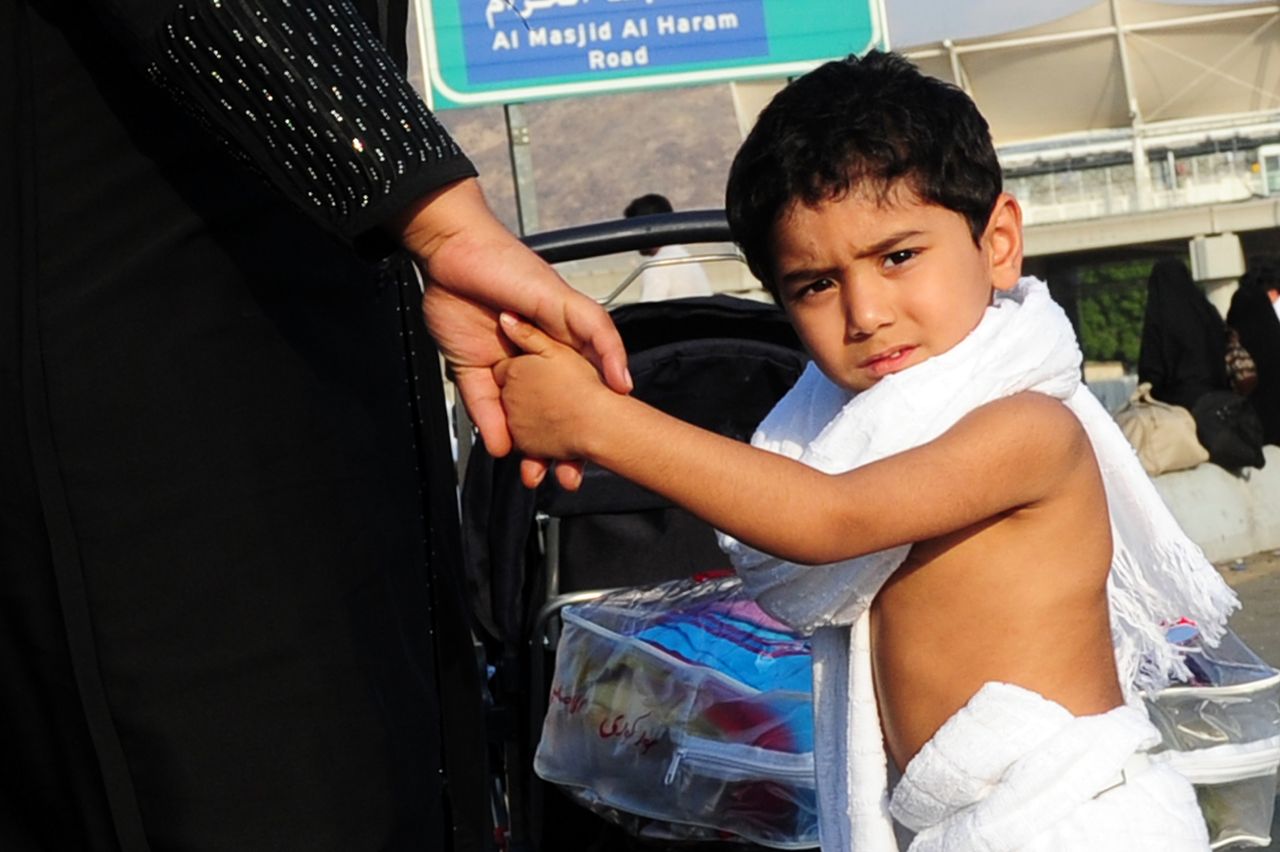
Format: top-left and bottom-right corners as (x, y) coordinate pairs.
(496, 315), (1093, 565)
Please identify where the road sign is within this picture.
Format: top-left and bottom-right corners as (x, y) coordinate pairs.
(415, 0), (883, 108)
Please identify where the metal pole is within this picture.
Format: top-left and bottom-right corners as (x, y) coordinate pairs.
(876, 0), (891, 50)
(504, 102), (540, 237)
(1109, 0), (1152, 208)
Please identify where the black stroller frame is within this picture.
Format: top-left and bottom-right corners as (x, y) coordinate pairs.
(461, 211), (810, 851)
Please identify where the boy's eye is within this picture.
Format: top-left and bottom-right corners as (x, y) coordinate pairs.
(883, 249), (917, 269)
(794, 278), (835, 300)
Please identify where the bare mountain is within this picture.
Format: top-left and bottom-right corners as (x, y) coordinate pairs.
(437, 84), (743, 234)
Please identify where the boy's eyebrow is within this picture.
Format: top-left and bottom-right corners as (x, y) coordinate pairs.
(777, 229), (925, 287)
(778, 265), (841, 288)
(854, 229), (924, 259)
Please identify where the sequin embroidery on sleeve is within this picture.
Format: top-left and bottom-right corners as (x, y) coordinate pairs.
(147, 0), (472, 234)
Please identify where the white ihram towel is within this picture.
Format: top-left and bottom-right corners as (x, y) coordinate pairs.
(888, 682), (1210, 850)
(716, 277), (1237, 850)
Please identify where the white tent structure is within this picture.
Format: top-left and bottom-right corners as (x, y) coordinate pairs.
(899, 0), (1280, 250)
(903, 0), (1279, 150)
(734, 1), (1279, 253)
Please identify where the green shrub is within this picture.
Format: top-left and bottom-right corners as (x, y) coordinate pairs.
(1076, 259), (1153, 368)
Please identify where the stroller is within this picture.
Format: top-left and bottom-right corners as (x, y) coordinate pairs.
(460, 211), (811, 851)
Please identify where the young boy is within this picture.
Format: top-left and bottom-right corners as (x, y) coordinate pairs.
(494, 52), (1233, 850)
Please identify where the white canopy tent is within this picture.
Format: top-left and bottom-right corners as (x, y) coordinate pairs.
(901, 1), (1279, 165)
(736, 2), (1278, 163)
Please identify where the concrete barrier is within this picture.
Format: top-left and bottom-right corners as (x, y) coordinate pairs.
(1154, 445), (1280, 563)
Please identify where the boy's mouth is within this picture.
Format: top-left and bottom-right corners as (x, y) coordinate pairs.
(860, 345), (918, 377)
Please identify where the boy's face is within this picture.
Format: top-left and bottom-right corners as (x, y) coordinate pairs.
(769, 187), (1023, 393)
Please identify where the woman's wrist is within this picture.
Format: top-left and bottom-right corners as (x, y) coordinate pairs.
(391, 177), (494, 263)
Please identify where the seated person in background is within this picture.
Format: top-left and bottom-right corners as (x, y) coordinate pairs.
(1228, 258), (1280, 444)
(498, 51), (1230, 850)
(1139, 258), (1230, 411)
(623, 193), (715, 301)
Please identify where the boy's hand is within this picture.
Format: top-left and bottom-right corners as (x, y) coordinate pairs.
(495, 312), (613, 488)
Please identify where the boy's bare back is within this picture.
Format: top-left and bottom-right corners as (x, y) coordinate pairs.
(868, 393), (1122, 770)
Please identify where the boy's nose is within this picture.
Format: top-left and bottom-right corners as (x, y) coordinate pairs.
(844, 280), (894, 337)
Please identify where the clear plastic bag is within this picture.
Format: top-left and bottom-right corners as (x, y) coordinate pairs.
(1147, 628), (1280, 849)
(534, 575), (819, 849)
(537, 577), (1280, 849)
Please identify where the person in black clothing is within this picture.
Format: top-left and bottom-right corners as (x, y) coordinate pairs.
(1, 1), (628, 850)
(1138, 257), (1230, 411)
(1228, 259), (1280, 444)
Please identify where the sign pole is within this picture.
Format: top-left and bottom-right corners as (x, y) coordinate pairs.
(504, 103), (540, 237)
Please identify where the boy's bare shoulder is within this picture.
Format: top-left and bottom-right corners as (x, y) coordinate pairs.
(946, 391), (1091, 471)
(951, 391), (1100, 507)
(826, 392), (1097, 560)
(912, 391), (1095, 514)
(967, 390), (1084, 425)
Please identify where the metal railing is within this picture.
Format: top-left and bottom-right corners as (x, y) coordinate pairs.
(1010, 145), (1271, 226)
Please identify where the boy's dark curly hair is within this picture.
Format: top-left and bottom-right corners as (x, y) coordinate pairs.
(725, 51), (1003, 297)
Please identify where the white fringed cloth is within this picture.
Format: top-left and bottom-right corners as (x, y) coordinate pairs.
(717, 277), (1238, 851)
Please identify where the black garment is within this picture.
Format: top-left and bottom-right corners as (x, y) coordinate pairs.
(1138, 258), (1230, 411)
(1228, 284), (1280, 445)
(3, 2), (483, 850)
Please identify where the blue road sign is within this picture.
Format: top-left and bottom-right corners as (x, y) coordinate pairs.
(416, 0), (883, 107)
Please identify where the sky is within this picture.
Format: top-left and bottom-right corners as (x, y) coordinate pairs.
(886, 0), (1088, 47)
(887, 0), (1251, 48)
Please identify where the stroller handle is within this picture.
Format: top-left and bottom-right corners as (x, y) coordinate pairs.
(522, 210), (732, 264)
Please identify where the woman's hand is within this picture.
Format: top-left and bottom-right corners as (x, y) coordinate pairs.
(392, 178), (630, 487)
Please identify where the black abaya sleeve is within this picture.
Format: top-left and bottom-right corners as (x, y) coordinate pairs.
(83, 0), (476, 241)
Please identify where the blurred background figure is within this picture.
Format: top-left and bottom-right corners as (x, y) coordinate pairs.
(1139, 258), (1231, 412)
(1229, 258), (1280, 444)
(623, 193), (715, 302)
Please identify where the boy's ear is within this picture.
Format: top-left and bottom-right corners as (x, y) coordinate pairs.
(983, 193), (1023, 292)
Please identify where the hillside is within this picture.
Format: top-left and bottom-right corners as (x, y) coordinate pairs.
(437, 84), (743, 234)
